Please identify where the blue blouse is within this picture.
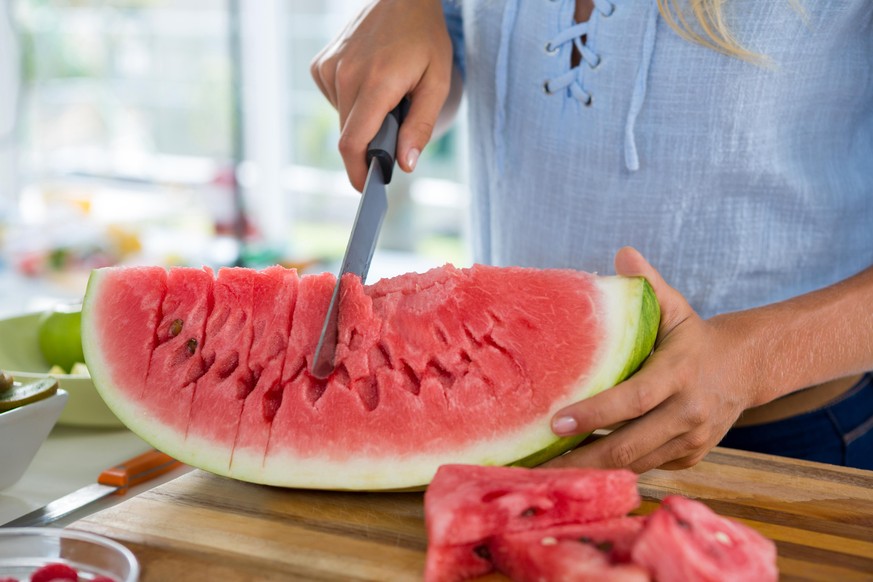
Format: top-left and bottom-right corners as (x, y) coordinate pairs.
(442, 0), (873, 319)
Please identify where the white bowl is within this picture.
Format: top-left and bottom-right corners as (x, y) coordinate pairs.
(0, 313), (123, 428)
(0, 527), (139, 582)
(0, 389), (68, 490)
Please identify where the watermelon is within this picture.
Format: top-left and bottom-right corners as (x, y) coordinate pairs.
(490, 516), (649, 566)
(81, 263), (658, 490)
(631, 495), (778, 582)
(424, 466), (779, 582)
(489, 519), (651, 582)
(424, 464), (642, 582)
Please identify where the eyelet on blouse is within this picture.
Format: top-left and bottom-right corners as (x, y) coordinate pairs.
(543, 80), (555, 95)
(545, 41), (559, 55)
(599, 1), (615, 17)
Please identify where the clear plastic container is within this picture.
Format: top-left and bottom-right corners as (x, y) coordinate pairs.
(0, 528), (139, 581)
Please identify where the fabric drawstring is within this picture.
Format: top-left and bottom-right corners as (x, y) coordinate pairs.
(624, 0), (659, 172)
(544, 0), (615, 105)
(493, 0), (520, 175)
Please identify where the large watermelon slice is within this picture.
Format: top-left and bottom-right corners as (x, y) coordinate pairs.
(81, 263), (658, 490)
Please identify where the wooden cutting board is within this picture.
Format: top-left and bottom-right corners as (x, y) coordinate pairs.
(71, 447), (873, 581)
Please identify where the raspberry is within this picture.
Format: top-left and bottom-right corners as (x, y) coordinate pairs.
(30, 562), (78, 582)
(0, 577), (20, 582)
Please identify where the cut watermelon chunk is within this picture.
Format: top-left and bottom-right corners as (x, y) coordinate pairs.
(426, 465), (641, 546)
(422, 466), (780, 582)
(424, 465), (641, 582)
(631, 495), (778, 582)
(491, 516), (649, 565)
(82, 264), (658, 490)
(490, 520), (651, 582)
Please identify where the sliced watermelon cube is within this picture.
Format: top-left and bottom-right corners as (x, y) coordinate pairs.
(424, 465), (641, 582)
(631, 495), (778, 582)
(426, 464), (640, 547)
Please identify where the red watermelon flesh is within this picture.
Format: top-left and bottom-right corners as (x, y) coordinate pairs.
(83, 263), (658, 489)
(493, 515), (649, 564)
(490, 520), (651, 582)
(422, 466), (779, 582)
(424, 542), (493, 582)
(631, 495), (778, 582)
(426, 516), (649, 582)
(425, 464), (641, 547)
(423, 465), (640, 581)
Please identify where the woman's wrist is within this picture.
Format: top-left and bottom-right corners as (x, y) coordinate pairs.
(708, 265), (873, 408)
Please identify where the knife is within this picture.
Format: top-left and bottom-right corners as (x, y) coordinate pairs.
(311, 98), (409, 379)
(1, 449), (182, 528)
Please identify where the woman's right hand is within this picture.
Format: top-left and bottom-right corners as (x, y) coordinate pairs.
(310, 0), (455, 191)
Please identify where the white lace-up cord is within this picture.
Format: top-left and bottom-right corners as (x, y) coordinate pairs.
(544, 0), (615, 104)
(624, 1), (660, 172)
(624, 0), (659, 172)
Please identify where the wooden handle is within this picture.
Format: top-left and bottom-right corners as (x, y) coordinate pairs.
(98, 450), (182, 494)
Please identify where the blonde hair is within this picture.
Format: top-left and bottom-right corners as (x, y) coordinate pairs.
(657, 0), (802, 63)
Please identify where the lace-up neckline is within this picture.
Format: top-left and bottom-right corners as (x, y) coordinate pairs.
(541, 0), (659, 172)
(544, 0), (614, 105)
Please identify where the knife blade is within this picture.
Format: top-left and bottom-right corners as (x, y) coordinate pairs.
(311, 98), (409, 379)
(1, 449), (182, 528)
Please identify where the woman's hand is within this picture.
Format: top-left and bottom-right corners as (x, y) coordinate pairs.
(310, 0), (454, 191)
(544, 247), (759, 472)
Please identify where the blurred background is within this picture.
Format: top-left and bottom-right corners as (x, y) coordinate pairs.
(0, 0), (471, 316)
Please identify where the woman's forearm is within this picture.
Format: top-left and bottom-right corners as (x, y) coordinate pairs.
(713, 264), (873, 407)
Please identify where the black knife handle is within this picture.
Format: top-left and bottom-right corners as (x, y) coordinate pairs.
(367, 96), (411, 184)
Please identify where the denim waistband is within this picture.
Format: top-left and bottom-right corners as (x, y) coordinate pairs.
(719, 373), (873, 467)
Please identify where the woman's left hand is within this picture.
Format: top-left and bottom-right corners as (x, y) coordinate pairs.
(542, 246), (758, 472)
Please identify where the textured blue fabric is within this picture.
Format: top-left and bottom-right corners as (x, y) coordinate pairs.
(442, 0), (873, 319)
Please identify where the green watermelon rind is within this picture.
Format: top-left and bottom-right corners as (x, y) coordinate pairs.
(510, 277), (659, 469)
(83, 270), (660, 490)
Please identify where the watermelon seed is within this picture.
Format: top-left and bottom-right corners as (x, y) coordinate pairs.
(519, 507), (540, 517)
(596, 541), (614, 553)
(169, 318), (184, 337)
(540, 536), (558, 546)
(186, 338), (198, 355)
(714, 531), (732, 545)
(473, 544), (492, 562)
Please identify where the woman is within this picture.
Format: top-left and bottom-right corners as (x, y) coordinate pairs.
(310, 0), (873, 471)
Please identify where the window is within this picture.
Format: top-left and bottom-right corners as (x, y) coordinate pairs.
(4, 0), (469, 286)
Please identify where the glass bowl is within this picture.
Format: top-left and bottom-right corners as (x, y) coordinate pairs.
(0, 528), (139, 582)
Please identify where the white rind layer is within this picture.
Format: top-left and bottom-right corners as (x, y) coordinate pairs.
(83, 272), (650, 490)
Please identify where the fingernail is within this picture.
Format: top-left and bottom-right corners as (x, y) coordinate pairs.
(406, 148), (420, 171)
(552, 416), (577, 435)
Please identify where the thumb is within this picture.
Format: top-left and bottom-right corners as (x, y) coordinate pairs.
(614, 246), (694, 339)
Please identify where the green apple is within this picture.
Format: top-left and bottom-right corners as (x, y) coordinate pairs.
(38, 304), (85, 373)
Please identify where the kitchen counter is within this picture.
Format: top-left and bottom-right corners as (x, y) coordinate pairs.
(69, 447), (873, 581)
